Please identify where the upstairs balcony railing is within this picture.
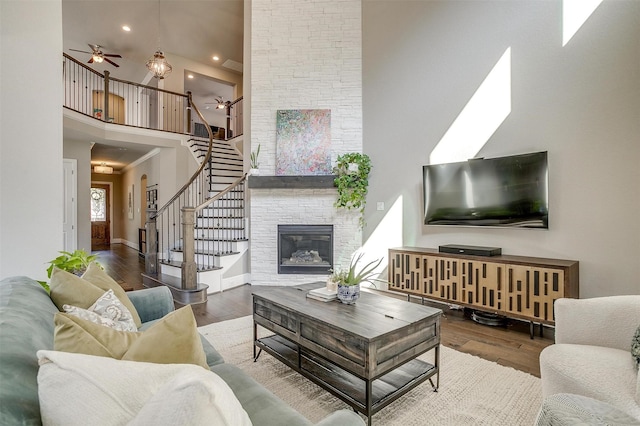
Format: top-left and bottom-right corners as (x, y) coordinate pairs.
(62, 53), (243, 138)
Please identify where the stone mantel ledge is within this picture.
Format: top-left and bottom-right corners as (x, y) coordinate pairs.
(247, 175), (337, 189)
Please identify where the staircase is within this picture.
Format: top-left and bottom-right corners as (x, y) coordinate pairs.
(142, 99), (247, 304)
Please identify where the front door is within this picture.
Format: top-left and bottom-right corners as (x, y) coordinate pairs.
(91, 184), (110, 250)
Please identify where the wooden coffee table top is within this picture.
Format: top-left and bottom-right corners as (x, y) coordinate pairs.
(252, 283), (441, 341)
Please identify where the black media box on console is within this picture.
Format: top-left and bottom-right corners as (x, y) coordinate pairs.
(438, 244), (502, 257)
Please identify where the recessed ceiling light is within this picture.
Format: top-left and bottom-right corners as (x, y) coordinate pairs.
(122, 25), (131, 32)
(212, 56), (219, 61)
(187, 74), (194, 79)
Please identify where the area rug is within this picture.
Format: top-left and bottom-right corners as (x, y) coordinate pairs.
(199, 316), (542, 425)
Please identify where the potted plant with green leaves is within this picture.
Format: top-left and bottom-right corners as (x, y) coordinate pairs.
(333, 252), (382, 304)
(38, 249), (101, 292)
(249, 144), (261, 175)
(333, 152), (372, 227)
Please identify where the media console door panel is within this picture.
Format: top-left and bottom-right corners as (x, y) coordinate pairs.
(388, 248), (578, 325)
(434, 257), (503, 311)
(389, 251), (435, 296)
(505, 265), (565, 323)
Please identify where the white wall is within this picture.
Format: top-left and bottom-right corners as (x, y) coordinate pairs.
(0, 0), (63, 280)
(120, 145), (195, 249)
(249, 0), (363, 285)
(363, 0), (640, 298)
(63, 139), (92, 251)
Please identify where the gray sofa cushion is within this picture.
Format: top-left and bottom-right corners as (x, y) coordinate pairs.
(211, 362), (313, 426)
(0, 277), (57, 425)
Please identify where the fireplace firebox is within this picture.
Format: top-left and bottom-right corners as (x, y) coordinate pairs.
(278, 225), (333, 275)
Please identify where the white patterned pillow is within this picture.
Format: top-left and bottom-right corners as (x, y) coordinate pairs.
(63, 289), (137, 332)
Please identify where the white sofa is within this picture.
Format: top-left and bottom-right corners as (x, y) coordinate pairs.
(539, 295), (640, 421)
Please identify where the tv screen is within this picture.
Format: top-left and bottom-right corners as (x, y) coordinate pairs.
(423, 151), (548, 228)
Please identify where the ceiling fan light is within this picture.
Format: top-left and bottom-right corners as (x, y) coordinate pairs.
(92, 54), (104, 63)
(146, 50), (172, 79)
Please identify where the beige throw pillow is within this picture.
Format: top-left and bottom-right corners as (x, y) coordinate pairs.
(82, 262), (142, 327)
(49, 268), (104, 311)
(54, 305), (208, 369)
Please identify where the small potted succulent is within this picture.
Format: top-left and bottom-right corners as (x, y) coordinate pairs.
(249, 144), (261, 175)
(333, 252), (382, 304)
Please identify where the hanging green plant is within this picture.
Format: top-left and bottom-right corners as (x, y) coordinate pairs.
(333, 153), (372, 227)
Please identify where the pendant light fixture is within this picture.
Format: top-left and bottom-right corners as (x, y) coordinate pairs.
(94, 162), (114, 174)
(146, 0), (172, 79)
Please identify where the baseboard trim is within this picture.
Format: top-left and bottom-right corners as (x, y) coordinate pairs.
(222, 273), (250, 292)
(112, 239), (138, 251)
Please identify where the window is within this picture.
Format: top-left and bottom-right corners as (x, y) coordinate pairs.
(91, 187), (106, 222)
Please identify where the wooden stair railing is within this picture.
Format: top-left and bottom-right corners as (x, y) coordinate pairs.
(145, 93), (245, 297)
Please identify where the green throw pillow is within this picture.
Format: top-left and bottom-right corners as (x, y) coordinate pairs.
(53, 305), (208, 369)
(632, 325), (640, 370)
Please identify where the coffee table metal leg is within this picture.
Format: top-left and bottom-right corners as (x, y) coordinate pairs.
(433, 345), (440, 391)
(253, 321), (262, 362)
(366, 379), (372, 425)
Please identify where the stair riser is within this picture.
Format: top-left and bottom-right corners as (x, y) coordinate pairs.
(167, 252), (221, 268)
(169, 239), (247, 257)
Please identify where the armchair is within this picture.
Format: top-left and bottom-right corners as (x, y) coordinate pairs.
(539, 295), (640, 421)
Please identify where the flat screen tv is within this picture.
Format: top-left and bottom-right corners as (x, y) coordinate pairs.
(423, 151), (548, 228)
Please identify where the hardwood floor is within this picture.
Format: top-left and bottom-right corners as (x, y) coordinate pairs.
(96, 244), (552, 377)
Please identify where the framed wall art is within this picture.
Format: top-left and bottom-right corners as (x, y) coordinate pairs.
(276, 109), (331, 175)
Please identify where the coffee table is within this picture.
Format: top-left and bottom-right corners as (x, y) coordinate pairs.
(252, 283), (442, 425)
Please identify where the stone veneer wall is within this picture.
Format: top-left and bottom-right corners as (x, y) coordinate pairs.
(249, 0), (363, 286)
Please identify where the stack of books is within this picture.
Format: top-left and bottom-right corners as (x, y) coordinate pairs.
(306, 286), (337, 302)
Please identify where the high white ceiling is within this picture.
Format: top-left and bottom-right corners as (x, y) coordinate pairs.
(62, 0), (244, 170)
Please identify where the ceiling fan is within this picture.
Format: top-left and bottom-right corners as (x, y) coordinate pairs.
(69, 44), (122, 67)
(205, 96), (230, 110)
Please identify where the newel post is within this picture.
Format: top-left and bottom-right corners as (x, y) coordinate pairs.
(181, 207), (197, 290)
(103, 70), (110, 122)
(186, 91), (192, 134)
(145, 210), (158, 275)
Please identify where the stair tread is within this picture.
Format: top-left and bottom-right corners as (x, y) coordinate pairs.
(194, 237), (248, 241)
(159, 260), (222, 272)
(171, 249), (241, 256)
(142, 272), (210, 291)
(195, 226), (246, 230)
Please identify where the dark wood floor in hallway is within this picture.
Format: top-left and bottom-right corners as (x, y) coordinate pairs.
(97, 244), (552, 377)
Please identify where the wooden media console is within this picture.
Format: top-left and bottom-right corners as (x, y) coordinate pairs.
(388, 247), (579, 337)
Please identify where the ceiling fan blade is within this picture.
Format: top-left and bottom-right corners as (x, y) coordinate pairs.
(69, 49), (92, 54)
(104, 54), (122, 58)
(87, 57), (94, 64)
(104, 58), (120, 67)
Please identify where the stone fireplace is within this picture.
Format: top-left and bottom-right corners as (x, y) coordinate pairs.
(248, 187), (361, 286)
(248, 0), (363, 286)
(278, 224), (333, 275)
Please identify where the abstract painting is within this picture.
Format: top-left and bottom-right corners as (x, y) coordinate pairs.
(276, 109), (331, 175)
